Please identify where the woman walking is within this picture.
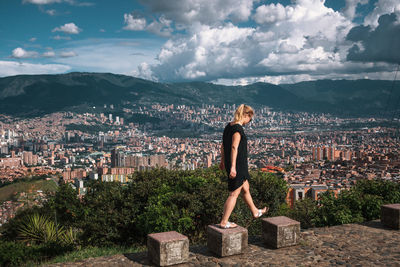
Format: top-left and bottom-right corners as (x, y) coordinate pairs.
(219, 104), (268, 229)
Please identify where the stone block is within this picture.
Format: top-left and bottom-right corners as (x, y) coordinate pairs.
(381, 204), (400, 230)
(262, 216), (300, 248)
(207, 224), (248, 257)
(147, 231), (189, 266)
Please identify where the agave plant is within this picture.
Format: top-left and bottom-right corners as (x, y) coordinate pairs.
(17, 213), (76, 246)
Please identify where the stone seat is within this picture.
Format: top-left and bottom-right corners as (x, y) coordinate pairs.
(207, 224), (248, 257)
(381, 203), (400, 230)
(262, 216), (300, 248)
(147, 231), (189, 266)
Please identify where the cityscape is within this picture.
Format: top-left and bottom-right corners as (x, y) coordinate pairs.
(1, 0), (400, 265)
(1, 101), (399, 224)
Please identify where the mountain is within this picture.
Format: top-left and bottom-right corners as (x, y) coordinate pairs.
(0, 72), (398, 117)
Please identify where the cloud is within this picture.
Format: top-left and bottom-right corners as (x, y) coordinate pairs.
(23, 0), (94, 6)
(52, 23), (82, 34)
(139, 0), (256, 26)
(342, 0), (368, 20)
(52, 38), (158, 75)
(364, 0), (400, 27)
(146, 16), (174, 37)
(141, 0), (362, 82)
(11, 47), (39, 58)
(123, 13), (147, 31)
(131, 62), (155, 80)
(23, 0), (62, 4)
(45, 9), (57, 15)
(0, 60), (70, 77)
(346, 13), (400, 64)
(123, 13), (174, 37)
(29, 37), (37, 42)
(253, 3), (293, 24)
(42, 51), (56, 57)
(52, 35), (72, 40)
(60, 51), (77, 57)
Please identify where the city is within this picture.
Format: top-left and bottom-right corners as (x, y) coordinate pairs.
(1, 102), (399, 224)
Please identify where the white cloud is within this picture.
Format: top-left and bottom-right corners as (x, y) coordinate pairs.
(23, 0), (63, 4)
(11, 47), (39, 58)
(146, 16), (174, 37)
(364, 0), (400, 27)
(29, 37), (37, 42)
(60, 51), (77, 57)
(139, 0), (256, 26)
(45, 9), (57, 16)
(213, 69), (400, 85)
(52, 38), (158, 75)
(342, 0), (368, 20)
(23, 0), (94, 6)
(143, 0), (362, 82)
(0, 60), (70, 77)
(52, 23), (82, 34)
(52, 35), (71, 40)
(42, 51), (56, 57)
(123, 13), (147, 31)
(253, 3), (293, 24)
(130, 62), (156, 80)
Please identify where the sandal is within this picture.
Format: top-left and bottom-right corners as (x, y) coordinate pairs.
(254, 207), (269, 218)
(219, 221), (238, 229)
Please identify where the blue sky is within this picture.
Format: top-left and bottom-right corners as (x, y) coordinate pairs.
(0, 0), (399, 84)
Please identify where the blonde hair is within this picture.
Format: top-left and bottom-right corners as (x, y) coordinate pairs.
(233, 104), (254, 123)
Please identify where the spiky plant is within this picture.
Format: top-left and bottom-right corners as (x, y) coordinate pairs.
(17, 213), (76, 246)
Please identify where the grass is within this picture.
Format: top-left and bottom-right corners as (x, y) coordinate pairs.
(0, 179), (58, 203)
(40, 245), (145, 266)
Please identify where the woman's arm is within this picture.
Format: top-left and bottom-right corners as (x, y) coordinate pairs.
(219, 143), (225, 170)
(230, 132), (241, 178)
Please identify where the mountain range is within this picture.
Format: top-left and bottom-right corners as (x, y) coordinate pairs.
(0, 72), (399, 117)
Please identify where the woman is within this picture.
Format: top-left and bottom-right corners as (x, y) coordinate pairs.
(219, 104), (268, 229)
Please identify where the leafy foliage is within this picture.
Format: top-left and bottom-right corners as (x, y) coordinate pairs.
(284, 179), (400, 228)
(17, 213), (76, 246)
(1, 168), (399, 266)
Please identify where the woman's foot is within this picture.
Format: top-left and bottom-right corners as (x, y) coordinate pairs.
(219, 221), (238, 229)
(253, 207), (269, 218)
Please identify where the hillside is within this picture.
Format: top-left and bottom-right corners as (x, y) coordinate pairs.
(0, 72), (399, 117)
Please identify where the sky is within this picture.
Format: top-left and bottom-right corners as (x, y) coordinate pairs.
(0, 0), (400, 85)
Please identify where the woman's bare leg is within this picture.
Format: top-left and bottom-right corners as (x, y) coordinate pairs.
(241, 180), (267, 217)
(220, 184), (243, 227)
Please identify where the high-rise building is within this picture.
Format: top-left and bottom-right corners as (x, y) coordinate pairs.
(111, 148), (125, 167)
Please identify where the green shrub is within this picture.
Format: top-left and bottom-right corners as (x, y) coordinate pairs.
(17, 213), (77, 246)
(0, 240), (35, 267)
(0, 240), (73, 267)
(287, 198), (318, 229)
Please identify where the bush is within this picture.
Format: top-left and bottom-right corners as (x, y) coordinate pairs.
(285, 179), (400, 228)
(287, 198), (318, 229)
(74, 167), (287, 246)
(0, 240), (35, 267)
(17, 213), (77, 247)
(0, 240), (73, 267)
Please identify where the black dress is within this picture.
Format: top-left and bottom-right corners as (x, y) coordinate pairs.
(222, 123), (250, 192)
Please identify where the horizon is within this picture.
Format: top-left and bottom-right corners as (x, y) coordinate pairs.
(1, 0), (400, 85)
(0, 70), (398, 86)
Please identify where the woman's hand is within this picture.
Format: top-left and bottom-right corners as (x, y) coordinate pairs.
(229, 168), (237, 179)
(219, 161), (225, 170)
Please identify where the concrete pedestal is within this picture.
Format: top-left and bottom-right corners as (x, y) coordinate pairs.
(147, 231), (189, 266)
(381, 204), (400, 230)
(207, 224), (248, 257)
(262, 216), (300, 248)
